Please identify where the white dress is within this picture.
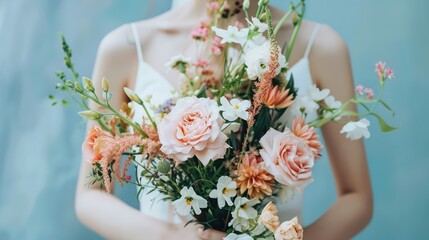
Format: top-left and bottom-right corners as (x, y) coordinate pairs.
(130, 23), (321, 224)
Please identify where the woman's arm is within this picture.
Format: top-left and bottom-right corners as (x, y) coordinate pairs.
(74, 25), (174, 240)
(303, 24), (373, 240)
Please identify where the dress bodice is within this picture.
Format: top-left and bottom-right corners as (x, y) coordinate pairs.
(130, 23), (320, 224)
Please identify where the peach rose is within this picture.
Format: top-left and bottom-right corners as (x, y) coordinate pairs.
(82, 126), (113, 164)
(274, 217), (303, 240)
(158, 96), (229, 166)
(259, 128), (315, 188)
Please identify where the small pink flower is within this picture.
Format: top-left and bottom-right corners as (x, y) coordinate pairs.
(375, 61), (386, 79)
(207, 2), (220, 11)
(191, 24), (210, 41)
(364, 87), (374, 100)
(234, 21), (244, 29)
(355, 84), (364, 95)
(158, 96), (229, 166)
(195, 59), (209, 68)
(82, 126), (113, 164)
(210, 36), (224, 55)
(385, 68), (395, 79)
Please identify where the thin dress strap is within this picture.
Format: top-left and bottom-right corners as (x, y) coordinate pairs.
(131, 23), (144, 62)
(304, 24), (321, 59)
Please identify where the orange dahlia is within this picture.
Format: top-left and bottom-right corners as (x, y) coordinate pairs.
(235, 153), (275, 199)
(292, 116), (322, 159)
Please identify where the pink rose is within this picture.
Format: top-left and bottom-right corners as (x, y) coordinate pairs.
(82, 126), (113, 164)
(259, 128), (315, 188)
(274, 217), (304, 240)
(158, 96), (229, 165)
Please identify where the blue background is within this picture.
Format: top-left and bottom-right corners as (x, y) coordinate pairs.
(0, 0), (427, 239)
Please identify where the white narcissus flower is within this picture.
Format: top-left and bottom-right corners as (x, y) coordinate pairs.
(308, 84), (330, 101)
(324, 95), (342, 121)
(224, 233), (253, 240)
(340, 118), (371, 140)
(219, 96), (251, 121)
(172, 186), (208, 216)
(165, 55), (191, 72)
(244, 41), (287, 80)
(246, 17), (268, 33)
(209, 176), (237, 209)
(228, 197), (260, 232)
(211, 26), (249, 45)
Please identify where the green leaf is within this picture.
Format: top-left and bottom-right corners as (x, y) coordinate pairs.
(379, 99), (396, 117)
(48, 95), (55, 100)
(370, 112), (398, 132)
(196, 85), (207, 98)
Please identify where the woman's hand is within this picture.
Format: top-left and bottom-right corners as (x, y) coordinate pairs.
(197, 228), (226, 240)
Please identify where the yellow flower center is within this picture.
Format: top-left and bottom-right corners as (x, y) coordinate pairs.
(222, 188), (229, 194)
(185, 197), (193, 206)
(234, 104), (240, 110)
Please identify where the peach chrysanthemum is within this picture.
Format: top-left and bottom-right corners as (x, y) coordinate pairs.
(235, 153), (275, 199)
(292, 116), (322, 159)
(263, 85), (294, 109)
(258, 201), (280, 233)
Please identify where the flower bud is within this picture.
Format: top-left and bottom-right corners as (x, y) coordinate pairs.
(102, 77), (109, 92)
(78, 110), (102, 120)
(157, 159), (171, 174)
(243, 0), (250, 11)
(124, 87), (142, 104)
(292, 11), (298, 26)
(82, 77), (95, 92)
(74, 81), (83, 93)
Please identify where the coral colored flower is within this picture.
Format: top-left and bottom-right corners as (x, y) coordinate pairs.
(172, 186), (208, 216)
(158, 96), (229, 166)
(82, 126), (113, 164)
(340, 118), (371, 140)
(259, 128), (315, 188)
(264, 85), (294, 109)
(209, 176), (237, 208)
(235, 153), (275, 199)
(191, 24), (210, 41)
(292, 117), (322, 159)
(274, 217), (304, 240)
(258, 201), (280, 233)
(364, 87), (374, 100)
(355, 84), (364, 95)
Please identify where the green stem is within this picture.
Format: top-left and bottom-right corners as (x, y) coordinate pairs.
(82, 91), (147, 138)
(285, 2), (305, 61)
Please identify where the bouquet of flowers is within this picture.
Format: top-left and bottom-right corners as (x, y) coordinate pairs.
(51, 0), (397, 239)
